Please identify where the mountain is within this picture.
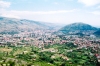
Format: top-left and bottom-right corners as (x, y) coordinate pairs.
(94, 29), (100, 36)
(0, 17), (98, 36)
(0, 17), (57, 35)
(58, 22), (98, 35)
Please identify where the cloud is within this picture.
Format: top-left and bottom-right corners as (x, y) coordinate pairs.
(78, 0), (100, 6)
(11, 9), (77, 14)
(97, 5), (100, 9)
(0, 0), (11, 8)
(1, 13), (20, 18)
(90, 11), (100, 15)
(0, 9), (77, 18)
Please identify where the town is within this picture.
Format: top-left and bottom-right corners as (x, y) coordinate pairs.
(0, 29), (100, 66)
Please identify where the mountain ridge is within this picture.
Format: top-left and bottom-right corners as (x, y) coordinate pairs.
(0, 17), (58, 35)
(58, 22), (98, 35)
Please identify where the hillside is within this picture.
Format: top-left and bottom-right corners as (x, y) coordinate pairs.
(0, 17), (57, 34)
(58, 22), (98, 35)
(94, 29), (100, 36)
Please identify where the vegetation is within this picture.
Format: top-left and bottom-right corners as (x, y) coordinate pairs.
(0, 42), (99, 66)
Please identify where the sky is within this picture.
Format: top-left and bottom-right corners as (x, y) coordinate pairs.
(0, 0), (100, 26)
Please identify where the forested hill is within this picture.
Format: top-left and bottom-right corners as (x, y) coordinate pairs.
(58, 22), (98, 35)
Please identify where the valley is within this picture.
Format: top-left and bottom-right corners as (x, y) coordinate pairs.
(0, 17), (100, 66)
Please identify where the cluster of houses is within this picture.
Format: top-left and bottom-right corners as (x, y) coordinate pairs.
(0, 30), (100, 62)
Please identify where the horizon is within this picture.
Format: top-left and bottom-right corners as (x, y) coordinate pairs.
(1, 16), (100, 28)
(0, 0), (100, 27)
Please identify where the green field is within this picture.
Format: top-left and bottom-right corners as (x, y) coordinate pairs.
(0, 43), (99, 66)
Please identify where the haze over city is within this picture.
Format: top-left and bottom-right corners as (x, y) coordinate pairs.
(0, 0), (100, 26)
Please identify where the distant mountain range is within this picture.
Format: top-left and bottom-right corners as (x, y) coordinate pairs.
(0, 17), (100, 36)
(0, 17), (60, 35)
(58, 22), (98, 35)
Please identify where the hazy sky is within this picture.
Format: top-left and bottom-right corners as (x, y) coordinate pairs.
(0, 0), (100, 26)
